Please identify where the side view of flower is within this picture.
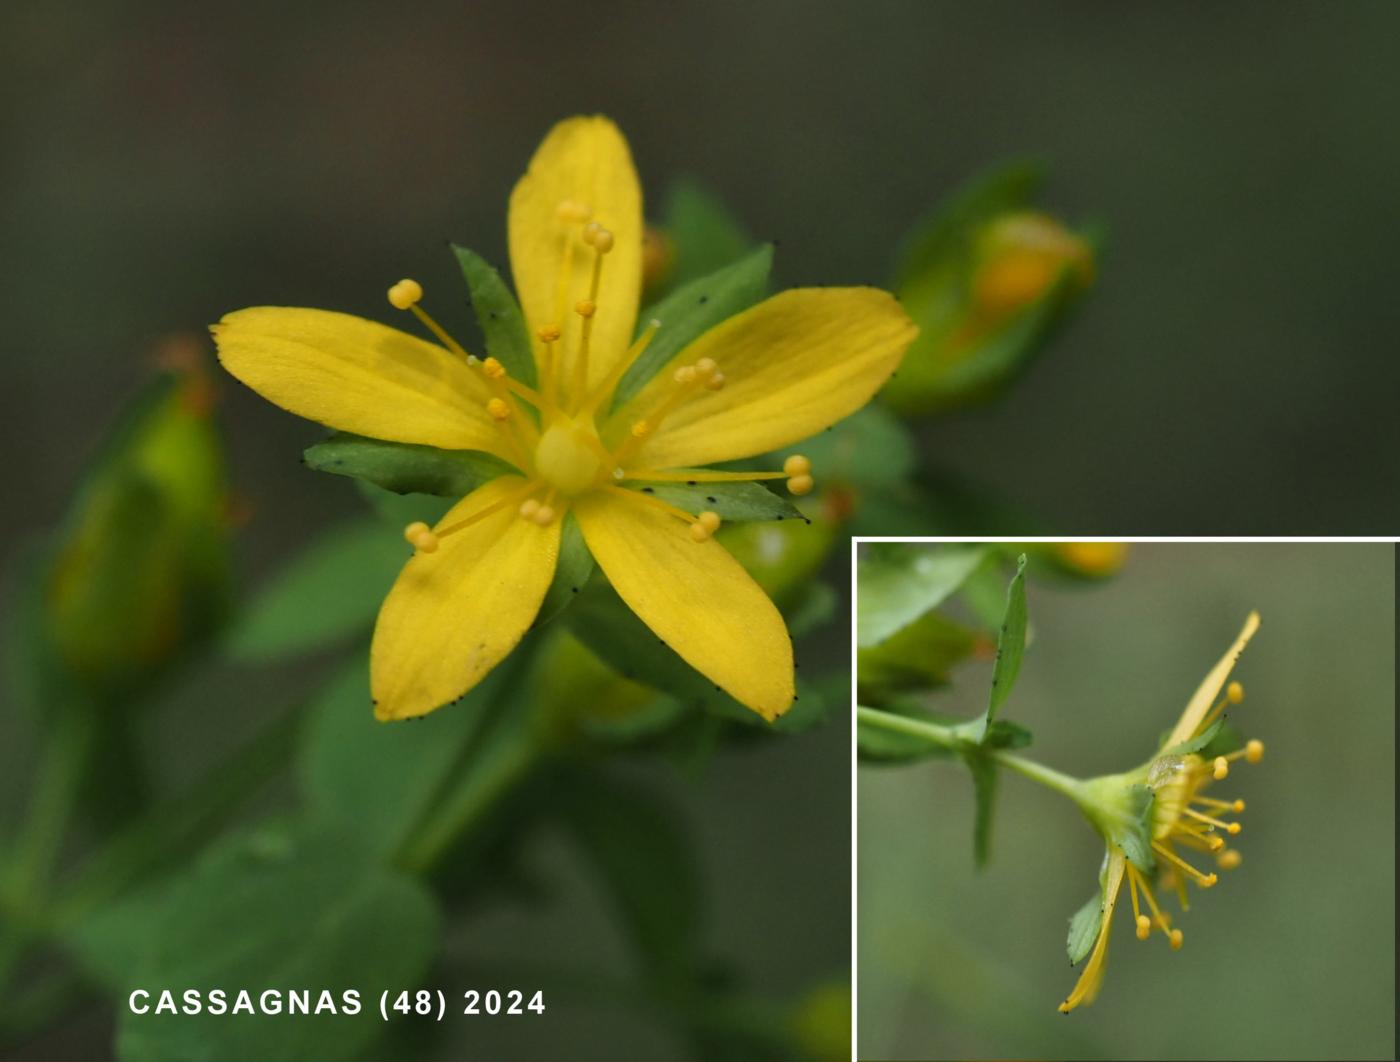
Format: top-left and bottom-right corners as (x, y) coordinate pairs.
(1060, 611), (1263, 1012)
(214, 115), (917, 722)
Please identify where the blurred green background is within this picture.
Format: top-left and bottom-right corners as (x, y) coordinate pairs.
(4, 2), (1400, 546)
(858, 542), (1395, 1060)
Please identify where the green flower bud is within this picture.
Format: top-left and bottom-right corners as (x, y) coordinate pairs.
(44, 341), (232, 699)
(884, 163), (1095, 415)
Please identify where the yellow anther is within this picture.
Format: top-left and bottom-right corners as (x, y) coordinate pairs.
(788, 474), (815, 496)
(1169, 929), (1184, 949)
(388, 278), (423, 310)
(532, 504), (556, 526)
(556, 199), (592, 222)
(688, 521), (712, 542)
(1212, 756), (1230, 780)
(1245, 739), (1264, 763)
(784, 454), (812, 476)
(673, 365), (698, 384)
(482, 357), (507, 380)
(1227, 681), (1244, 703)
(519, 499), (540, 520)
(694, 357), (718, 378)
(697, 510), (721, 533)
(1201, 873), (1218, 887)
(487, 398), (510, 421)
(704, 371), (726, 391)
(574, 299), (596, 318)
(631, 420), (651, 439)
(590, 227), (614, 254)
(1225, 821), (1241, 835)
(1217, 849), (1243, 870)
(1232, 799), (1245, 813)
(536, 323), (562, 342)
(1207, 833), (1225, 850)
(583, 220), (602, 243)
(403, 521), (438, 554)
(1135, 915), (1151, 940)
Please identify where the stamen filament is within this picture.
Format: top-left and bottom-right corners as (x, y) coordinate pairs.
(1183, 807), (1241, 834)
(408, 304), (476, 364)
(1192, 795), (1246, 812)
(572, 247), (605, 402)
(581, 318), (660, 414)
(433, 482), (537, 540)
(621, 469), (788, 484)
(1151, 841), (1218, 888)
(604, 483), (696, 526)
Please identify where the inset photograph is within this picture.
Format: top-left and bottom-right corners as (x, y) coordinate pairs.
(856, 540), (1395, 1061)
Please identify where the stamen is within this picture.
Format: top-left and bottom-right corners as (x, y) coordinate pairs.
(1169, 928), (1184, 950)
(1127, 864), (1175, 942)
(612, 358), (724, 466)
(487, 398), (511, 421)
(1245, 739), (1264, 763)
(580, 317), (661, 414)
(605, 484), (696, 527)
(1192, 795), (1246, 813)
(1212, 756), (1230, 780)
(572, 233), (609, 403)
(1127, 870), (1149, 939)
(388, 280), (479, 365)
(1227, 681), (1244, 703)
(688, 510), (722, 543)
(1216, 849), (1243, 870)
(1171, 826), (1226, 852)
(427, 483), (537, 542)
(620, 468), (787, 484)
(784, 453), (815, 495)
(1152, 841), (1218, 888)
(1184, 807), (1241, 834)
(403, 520), (438, 554)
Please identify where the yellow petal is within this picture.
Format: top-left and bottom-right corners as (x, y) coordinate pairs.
(573, 489), (793, 720)
(616, 288), (917, 469)
(371, 476), (559, 720)
(214, 307), (511, 459)
(1060, 848), (1125, 1013)
(508, 115), (642, 394)
(1163, 611), (1260, 749)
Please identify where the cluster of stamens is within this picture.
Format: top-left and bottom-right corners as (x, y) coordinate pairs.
(384, 198), (818, 556)
(1132, 680), (1263, 953)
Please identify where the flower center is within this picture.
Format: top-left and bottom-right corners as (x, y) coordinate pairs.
(534, 418), (603, 495)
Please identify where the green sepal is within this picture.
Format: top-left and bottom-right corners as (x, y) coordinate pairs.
(1111, 784), (1157, 873)
(1066, 891), (1104, 966)
(982, 718), (1033, 750)
(659, 176), (755, 291)
(534, 511), (593, 629)
(452, 244), (536, 387)
(614, 244), (773, 408)
(856, 544), (988, 648)
(1160, 714), (1227, 758)
(624, 479), (806, 523)
(304, 432), (517, 498)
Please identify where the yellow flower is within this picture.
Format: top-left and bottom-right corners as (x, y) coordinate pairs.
(1060, 612), (1264, 1013)
(212, 116), (916, 723)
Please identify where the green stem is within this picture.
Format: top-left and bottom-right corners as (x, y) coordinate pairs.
(856, 705), (1087, 805)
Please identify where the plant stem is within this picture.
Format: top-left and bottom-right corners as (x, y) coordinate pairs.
(856, 705), (1087, 806)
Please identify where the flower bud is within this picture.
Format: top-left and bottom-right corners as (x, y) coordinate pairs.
(44, 341), (233, 698)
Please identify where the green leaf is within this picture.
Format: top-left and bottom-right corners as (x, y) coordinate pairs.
(614, 245), (772, 408)
(114, 822), (439, 1062)
(661, 176), (755, 289)
(452, 244), (536, 386)
(856, 544), (987, 648)
(982, 553), (1028, 729)
(534, 511), (593, 628)
(299, 656), (515, 860)
(1160, 714), (1227, 758)
(857, 610), (984, 700)
(1111, 785), (1156, 872)
(1066, 892), (1104, 966)
(627, 479), (807, 523)
(304, 432), (516, 498)
(966, 751), (998, 868)
(556, 767), (700, 978)
(224, 519), (406, 662)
